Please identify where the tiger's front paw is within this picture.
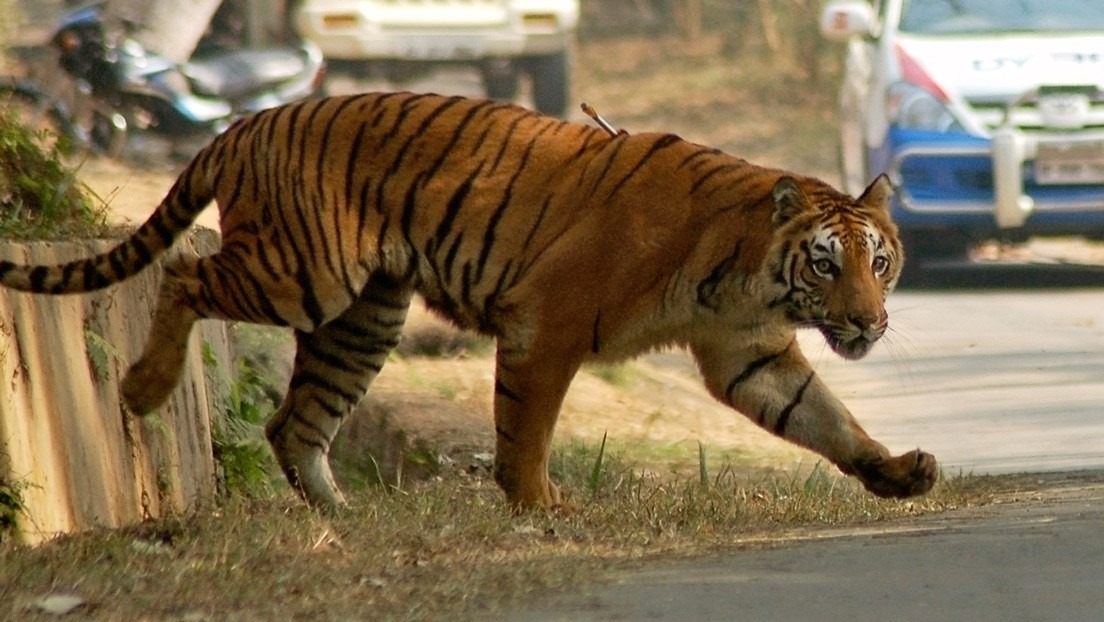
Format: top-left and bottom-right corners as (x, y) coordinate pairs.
(851, 449), (938, 499)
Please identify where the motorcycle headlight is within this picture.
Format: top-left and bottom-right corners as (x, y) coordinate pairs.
(887, 82), (962, 132)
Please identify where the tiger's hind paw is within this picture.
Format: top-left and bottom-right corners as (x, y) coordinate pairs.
(851, 449), (938, 499)
(120, 360), (180, 415)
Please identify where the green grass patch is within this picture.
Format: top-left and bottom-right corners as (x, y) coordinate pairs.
(0, 106), (108, 240)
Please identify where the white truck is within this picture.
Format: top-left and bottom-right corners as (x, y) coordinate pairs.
(296, 0), (579, 117)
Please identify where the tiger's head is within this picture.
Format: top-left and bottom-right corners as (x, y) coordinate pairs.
(766, 174), (900, 360)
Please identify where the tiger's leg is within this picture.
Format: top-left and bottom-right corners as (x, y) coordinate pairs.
(691, 337), (938, 498)
(119, 259), (205, 414)
(264, 275), (413, 508)
(491, 343), (582, 512)
(120, 250), (343, 414)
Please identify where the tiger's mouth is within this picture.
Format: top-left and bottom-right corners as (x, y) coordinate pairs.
(819, 323), (884, 361)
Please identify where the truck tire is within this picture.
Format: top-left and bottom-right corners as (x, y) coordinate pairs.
(481, 60), (520, 101)
(525, 49), (570, 117)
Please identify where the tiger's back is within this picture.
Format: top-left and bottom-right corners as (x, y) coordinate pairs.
(211, 93), (771, 343)
(0, 92), (937, 511)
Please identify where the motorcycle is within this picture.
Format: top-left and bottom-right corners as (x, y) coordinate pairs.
(0, 1), (326, 162)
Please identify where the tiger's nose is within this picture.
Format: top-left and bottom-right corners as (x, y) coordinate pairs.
(847, 313), (880, 330)
(848, 313), (886, 339)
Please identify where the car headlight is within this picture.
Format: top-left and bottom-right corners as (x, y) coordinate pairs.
(888, 82), (962, 132)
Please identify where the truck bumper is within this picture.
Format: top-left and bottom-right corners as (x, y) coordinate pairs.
(296, 5), (575, 61)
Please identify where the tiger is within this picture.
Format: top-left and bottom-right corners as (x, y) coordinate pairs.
(0, 91), (938, 512)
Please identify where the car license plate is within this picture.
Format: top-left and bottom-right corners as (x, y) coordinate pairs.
(400, 38), (483, 60)
(1035, 139), (1104, 185)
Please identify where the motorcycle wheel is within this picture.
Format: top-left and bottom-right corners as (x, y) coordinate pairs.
(0, 85), (77, 157)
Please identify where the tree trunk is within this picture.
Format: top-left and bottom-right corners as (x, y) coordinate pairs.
(106, 0), (223, 63)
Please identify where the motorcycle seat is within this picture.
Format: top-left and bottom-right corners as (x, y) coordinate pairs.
(185, 48), (308, 101)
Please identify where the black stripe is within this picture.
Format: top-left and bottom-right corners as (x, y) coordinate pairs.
(494, 379), (522, 403)
(460, 262), (476, 312)
(520, 193), (554, 253)
(221, 161), (247, 217)
(591, 311), (602, 353)
(29, 266), (48, 291)
(479, 259), (514, 331)
(292, 429), (328, 450)
(149, 214), (175, 247)
(290, 370), (364, 404)
(724, 340), (794, 403)
(488, 113), (530, 171)
(304, 338), (367, 374)
(441, 233), (465, 285)
(345, 123), (369, 205)
(297, 264), (326, 328)
(585, 136), (629, 197)
(360, 287), (411, 312)
(59, 262), (79, 291)
(696, 245), (741, 311)
(689, 162), (740, 195)
(356, 173), (375, 245)
(495, 425), (517, 443)
(774, 372), (814, 435)
(431, 171), (477, 255)
(375, 96), (464, 213)
(311, 397), (347, 420)
(255, 235), (286, 282)
(473, 132), (542, 283)
(399, 171), (423, 251)
(130, 236), (153, 266)
(677, 147), (716, 170)
(107, 248), (126, 280)
(287, 407), (329, 439)
(604, 134), (680, 199)
(423, 99), (492, 178)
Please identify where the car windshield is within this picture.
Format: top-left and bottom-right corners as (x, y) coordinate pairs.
(899, 0), (1104, 35)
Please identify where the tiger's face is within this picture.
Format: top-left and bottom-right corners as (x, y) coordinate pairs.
(768, 175), (900, 360)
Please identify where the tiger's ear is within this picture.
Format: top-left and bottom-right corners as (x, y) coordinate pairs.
(857, 174), (893, 212)
(771, 176), (812, 226)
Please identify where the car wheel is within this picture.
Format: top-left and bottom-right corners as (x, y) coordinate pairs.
(525, 49), (570, 117)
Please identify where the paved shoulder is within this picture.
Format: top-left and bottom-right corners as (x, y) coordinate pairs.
(512, 476), (1104, 622)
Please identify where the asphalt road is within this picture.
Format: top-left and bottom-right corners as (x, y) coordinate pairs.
(819, 266), (1104, 475)
(514, 475), (1104, 622)
(510, 262), (1104, 621)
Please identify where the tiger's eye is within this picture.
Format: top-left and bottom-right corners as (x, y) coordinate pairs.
(812, 258), (835, 276)
(872, 256), (889, 275)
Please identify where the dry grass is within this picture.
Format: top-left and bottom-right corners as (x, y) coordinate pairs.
(1, 442), (1021, 621)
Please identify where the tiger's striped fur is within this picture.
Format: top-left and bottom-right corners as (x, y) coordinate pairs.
(0, 92), (937, 510)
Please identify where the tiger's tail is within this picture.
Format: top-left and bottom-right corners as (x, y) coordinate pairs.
(0, 148), (216, 294)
